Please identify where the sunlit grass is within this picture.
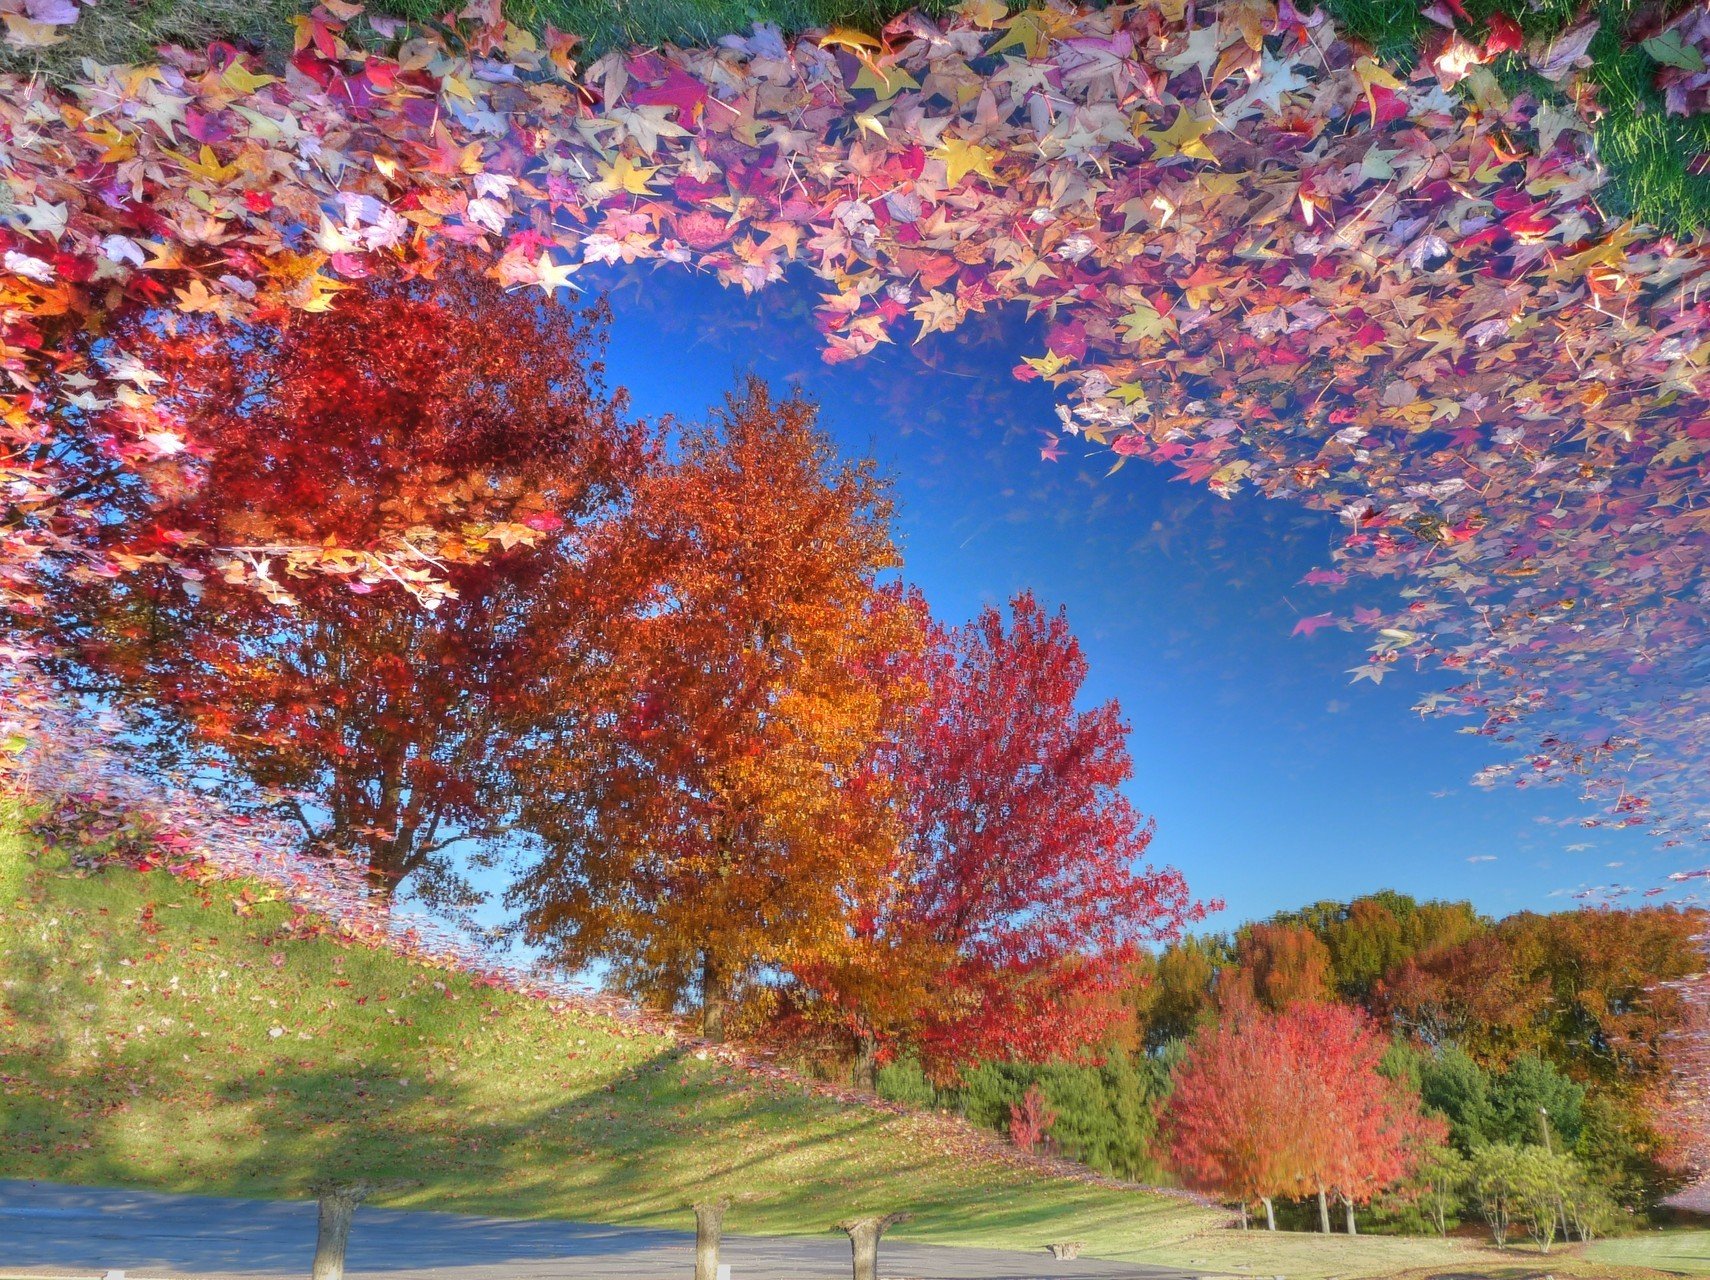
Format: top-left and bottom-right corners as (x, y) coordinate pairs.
(1321, 0), (1710, 235)
(1587, 1229), (1710, 1275)
(0, 818), (1217, 1258)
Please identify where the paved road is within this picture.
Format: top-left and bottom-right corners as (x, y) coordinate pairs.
(0, 1182), (1200, 1280)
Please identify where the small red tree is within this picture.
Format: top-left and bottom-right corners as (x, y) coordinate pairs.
(1291, 1003), (1448, 1233)
(1165, 1009), (1310, 1229)
(1166, 1003), (1442, 1231)
(794, 591), (1208, 1083)
(1009, 1083), (1057, 1155)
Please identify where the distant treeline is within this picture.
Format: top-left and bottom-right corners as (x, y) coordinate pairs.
(878, 891), (1703, 1221)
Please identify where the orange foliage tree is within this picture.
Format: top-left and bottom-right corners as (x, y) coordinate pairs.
(41, 267), (651, 907)
(509, 379), (917, 1038)
(1225, 923), (1334, 1013)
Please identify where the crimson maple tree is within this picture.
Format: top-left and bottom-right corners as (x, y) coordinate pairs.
(790, 591), (1206, 1085)
(43, 266), (652, 907)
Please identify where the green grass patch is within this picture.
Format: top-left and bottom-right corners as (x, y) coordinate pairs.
(379, 0), (950, 58)
(0, 821), (1216, 1259)
(1587, 1229), (1710, 1276)
(1319, 0), (1710, 234)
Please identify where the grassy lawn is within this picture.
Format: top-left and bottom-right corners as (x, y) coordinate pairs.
(0, 825), (1218, 1259)
(1319, 0), (1710, 235)
(6, 817), (1696, 1280)
(1121, 1230), (1710, 1280)
(1588, 1231), (1710, 1276)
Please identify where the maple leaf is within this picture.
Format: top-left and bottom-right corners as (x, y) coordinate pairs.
(1351, 56), (1403, 119)
(596, 154), (660, 196)
(1118, 300), (1174, 345)
(1142, 107), (1218, 161)
(934, 136), (999, 188)
(1022, 349), (1074, 377)
(850, 60), (920, 100)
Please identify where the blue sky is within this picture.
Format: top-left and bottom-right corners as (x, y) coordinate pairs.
(581, 263), (1683, 931)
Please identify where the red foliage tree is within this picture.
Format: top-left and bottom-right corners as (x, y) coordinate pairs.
(793, 591), (1208, 1083)
(1291, 1003), (1447, 1233)
(1167, 1003), (1443, 1231)
(1374, 931), (1550, 1062)
(1008, 1083), (1058, 1155)
(43, 268), (651, 906)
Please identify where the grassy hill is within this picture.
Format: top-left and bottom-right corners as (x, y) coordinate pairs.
(0, 814), (1219, 1261)
(6, 818), (1704, 1280)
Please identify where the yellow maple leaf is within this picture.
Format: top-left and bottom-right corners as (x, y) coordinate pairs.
(1023, 348), (1074, 377)
(174, 277), (233, 316)
(172, 145), (241, 185)
(598, 154), (661, 195)
(220, 60), (278, 95)
(1142, 107), (1218, 162)
(1351, 56), (1403, 120)
(818, 26), (883, 52)
(850, 60), (920, 99)
(1118, 301), (1174, 345)
(935, 136), (999, 188)
(989, 9), (1077, 57)
(957, 0), (1007, 29)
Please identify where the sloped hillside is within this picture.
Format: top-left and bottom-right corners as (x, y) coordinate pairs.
(0, 819), (1217, 1260)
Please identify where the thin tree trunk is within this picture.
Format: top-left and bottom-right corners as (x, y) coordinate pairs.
(700, 950), (726, 1042)
(1238, 1201), (1248, 1230)
(1317, 1186), (1331, 1234)
(852, 1030), (877, 1093)
(838, 1213), (910, 1280)
(362, 864), (395, 913)
(1343, 1195), (1357, 1235)
(693, 1199), (728, 1280)
(1261, 1197), (1276, 1231)
(310, 1183), (374, 1280)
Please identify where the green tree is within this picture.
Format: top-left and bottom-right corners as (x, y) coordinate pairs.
(948, 1057), (1170, 1182)
(1131, 934), (1226, 1050)
(1416, 1145), (1468, 1238)
(1490, 1052), (1583, 1149)
(1574, 1092), (1685, 1211)
(1419, 1045), (1496, 1153)
(1468, 1143), (1578, 1253)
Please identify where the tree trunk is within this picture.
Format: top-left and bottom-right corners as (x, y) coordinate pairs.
(1237, 1201), (1248, 1230)
(310, 1183), (374, 1280)
(693, 1199), (728, 1280)
(1261, 1197), (1276, 1231)
(1343, 1195), (1357, 1235)
(1316, 1186), (1330, 1234)
(362, 862), (396, 913)
(700, 950), (726, 1042)
(838, 1212), (910, 1280)
(851, 1031), (877, 1093)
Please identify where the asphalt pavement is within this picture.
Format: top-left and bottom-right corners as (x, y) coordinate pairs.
(0, 1181), (1203, 1280)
